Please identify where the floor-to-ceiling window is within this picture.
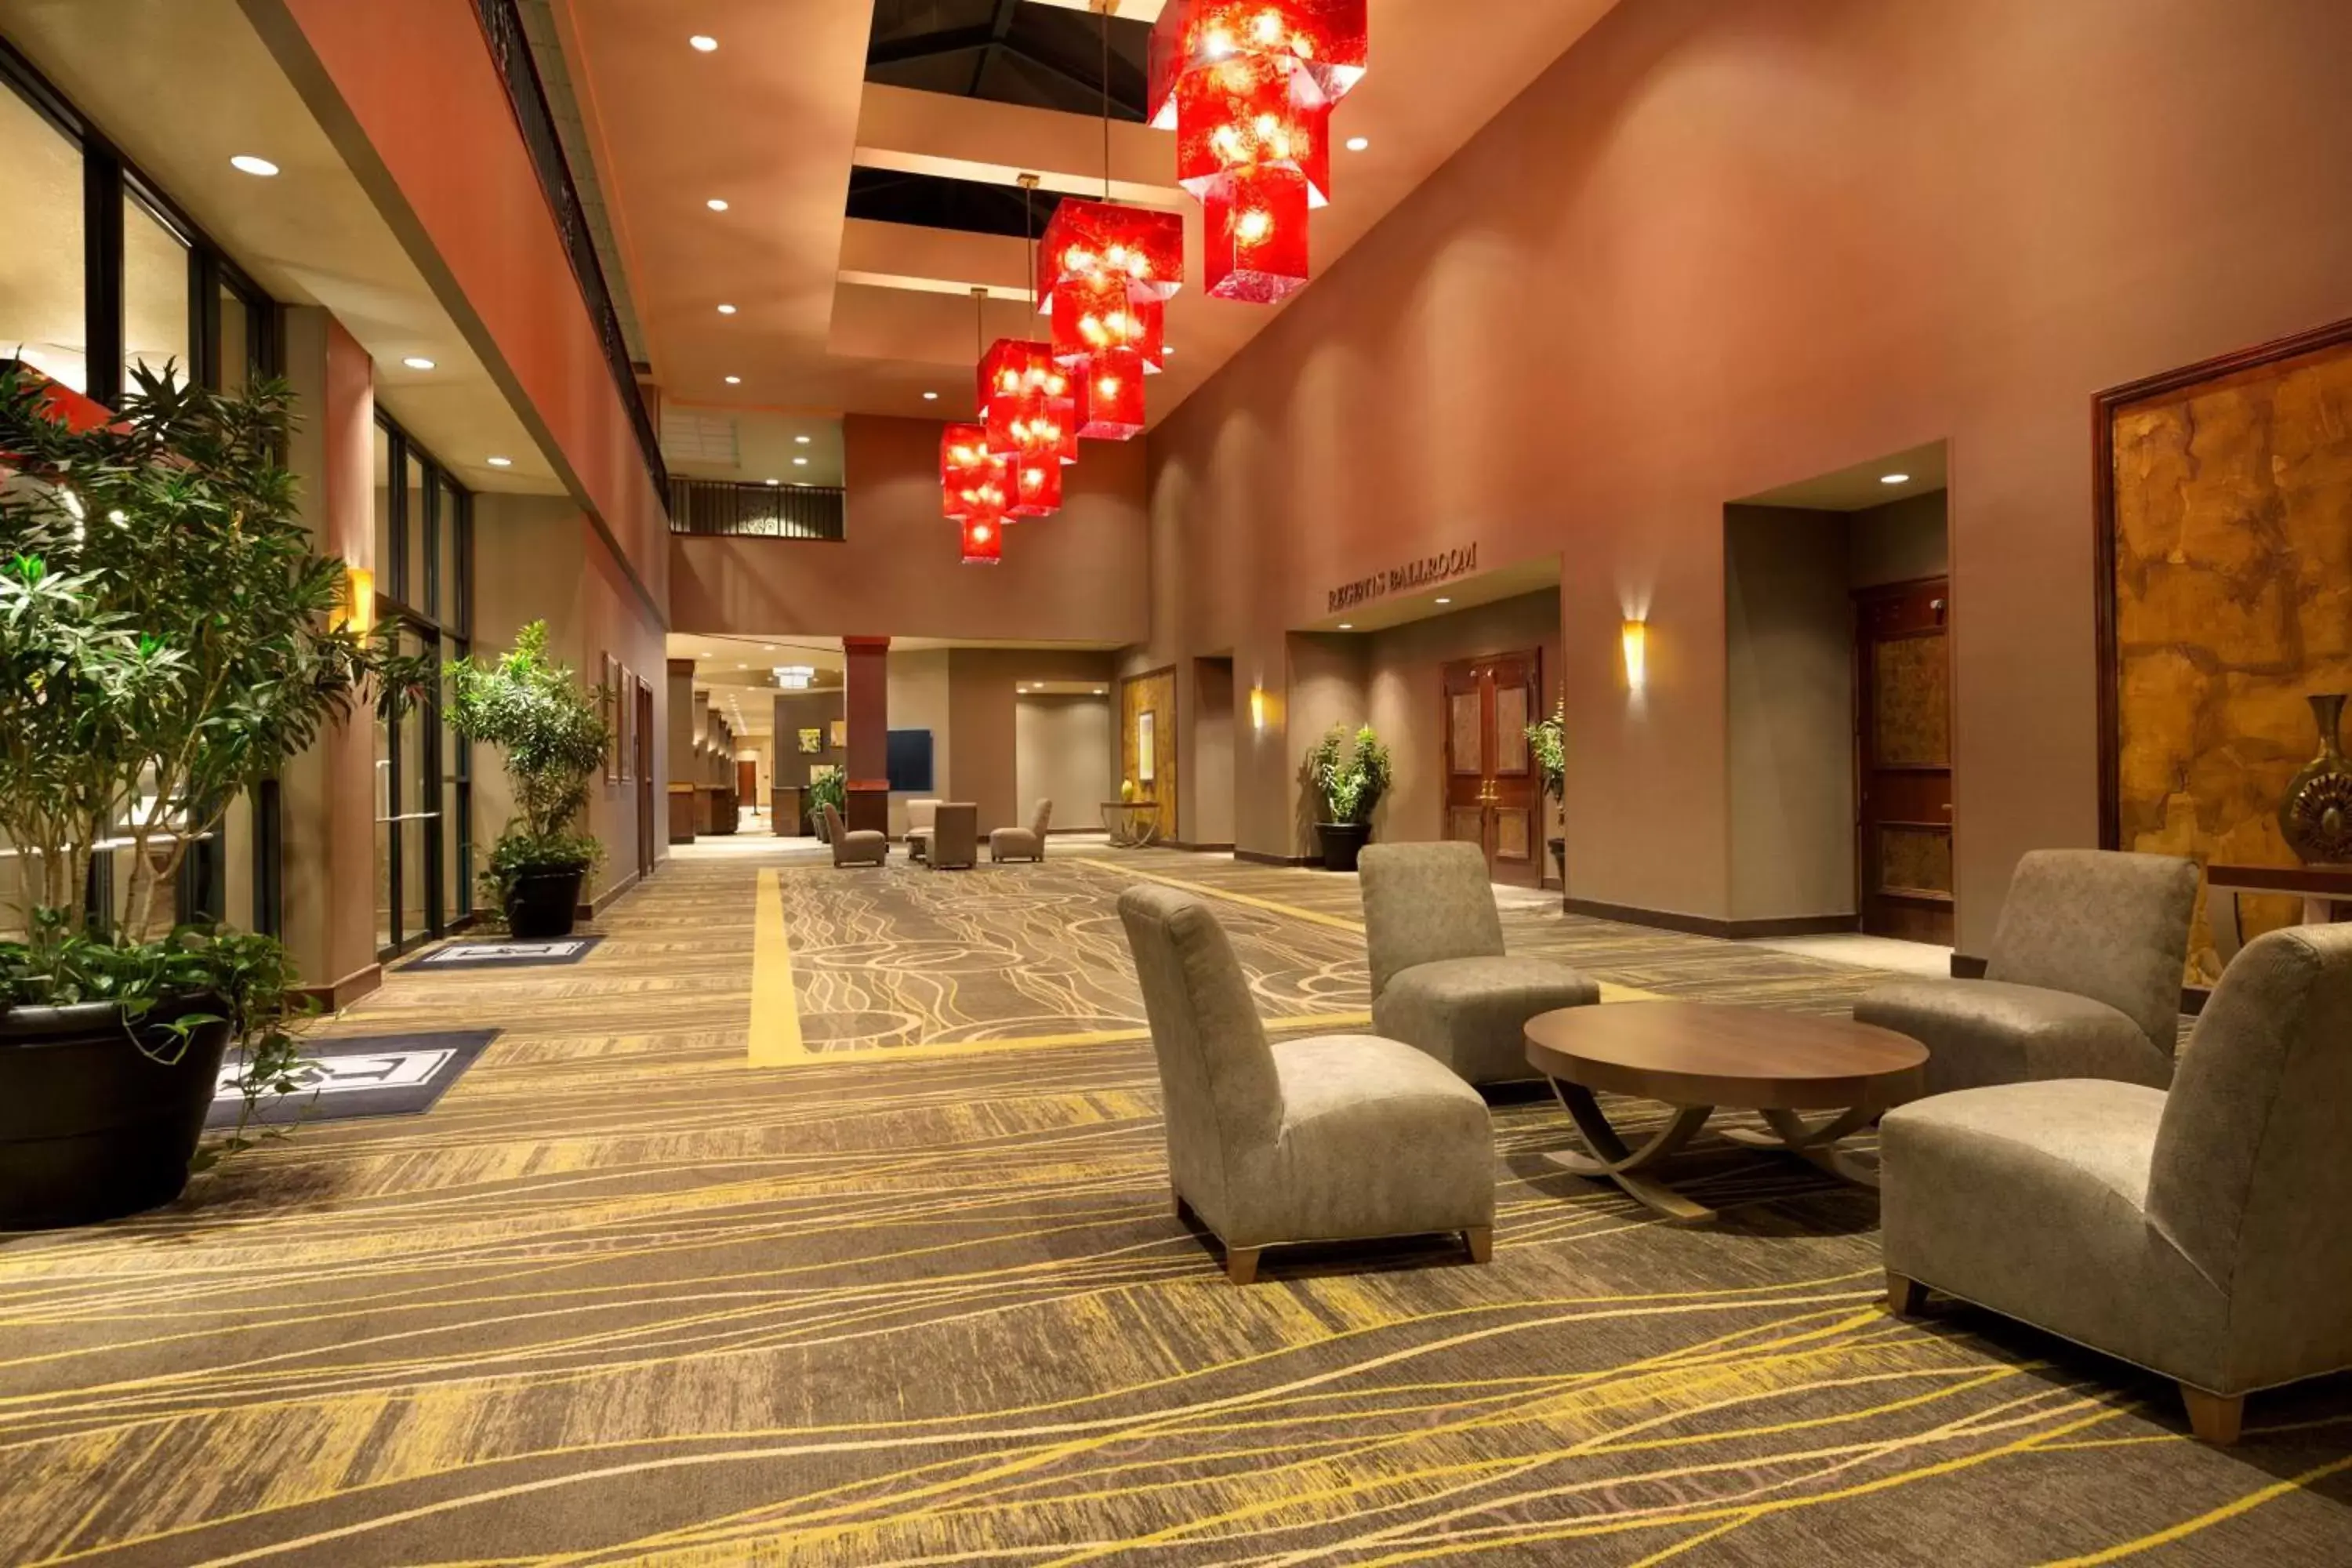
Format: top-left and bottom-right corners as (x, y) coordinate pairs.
(371, 415), (474, 958)
(1, 43), (283, 938)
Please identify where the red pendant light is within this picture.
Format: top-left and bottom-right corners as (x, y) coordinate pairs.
(940, 423), (995, 519)
(960, 514), (1003, 564)
(1077, 346), (1149, 442)
(1038, 198), (1181, 442)
(1149, 1), (1367, 303)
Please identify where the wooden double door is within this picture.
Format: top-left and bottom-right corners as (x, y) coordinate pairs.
(1855, 579), (1953, 943)
(1443, 649), (1543, 889)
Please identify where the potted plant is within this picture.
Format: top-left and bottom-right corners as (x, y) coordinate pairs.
(1306, 723), (1391, 871)
(806, 766), (845, 841)
(0, 362), (402, 1227)
(445, 621), (609, 938)
(1526, 697), (1566, 886)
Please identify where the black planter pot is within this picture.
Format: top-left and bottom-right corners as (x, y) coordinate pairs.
(1316, 820), (1371, 872)
(1548, 836), (1567, 887)
(0, 998), (233, 1230)
(506, 866), (587, 938)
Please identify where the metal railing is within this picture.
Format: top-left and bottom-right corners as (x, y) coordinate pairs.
(470, 0), (669, 502)
(668, 479), (847, 541)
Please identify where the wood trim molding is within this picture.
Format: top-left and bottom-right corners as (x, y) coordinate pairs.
(2092, 314), (2352, 848)
(574, 866), (643, 922)
(296, 960), (383, 1014)
(1563, 897), (1860, 942)
(1233, 848), (1319, 867)
(1167, 840), (1237, 853)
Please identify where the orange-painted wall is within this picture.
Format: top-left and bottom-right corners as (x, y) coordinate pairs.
(252, 0), (669, 620)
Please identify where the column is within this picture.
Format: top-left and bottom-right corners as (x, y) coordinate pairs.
(844, 635), (891, 834)
(665, 658), (697, 844)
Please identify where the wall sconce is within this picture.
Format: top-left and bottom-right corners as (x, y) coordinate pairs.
(1621, 618), (1648, 692)
(336, 565), (376, 636)
(1249, 686), (1269, 732)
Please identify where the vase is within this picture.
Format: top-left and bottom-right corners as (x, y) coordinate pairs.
(2279, 693), (2352, 866)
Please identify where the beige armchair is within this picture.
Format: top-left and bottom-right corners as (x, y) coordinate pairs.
(1857, 849), (2198, 1095)
(928, 802), (978, 870)
(903, 797), (942, 862)
(1882, 923), (2352, 1443)
(1118, 884), (1495, 1283)
(820, 802), (887, 868)
(989, 799), (1053, 862)
(1358, 841), (1600, 1085)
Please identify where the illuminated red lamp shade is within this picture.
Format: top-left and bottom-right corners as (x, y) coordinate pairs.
(1172, 53), (1331, 206)
(1036, 198), (1186, 311)
(960, 514), (1004, 564)
(1147, 0), (1368, 129)
(1205, 164), (1313, 303)
(938, 423), (995, 520)
(1076, 347), (1149, 443)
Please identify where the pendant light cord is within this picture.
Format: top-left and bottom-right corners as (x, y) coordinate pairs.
(1100, 1), (1112, 199)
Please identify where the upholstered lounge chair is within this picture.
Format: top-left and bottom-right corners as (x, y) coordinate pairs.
(928, 802), (978, 870)
(989, 800), (1053, 862)
(820, 803), (887, 868)
(1118, 884), (1496, 1283)
(1358, 841), (1601, 1086)
(1856, 849), (2197, 1095)
(904, 797), (941, 862)
(1881, 923), (2352, 1443)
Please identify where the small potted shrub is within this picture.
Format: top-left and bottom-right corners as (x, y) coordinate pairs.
(0, 363), (408, 1227)
(1526, 697), (1566, 885)
(1306, 723), (1391, 872)
(806, 766), (844, 841)
(445, 622), (608, 938)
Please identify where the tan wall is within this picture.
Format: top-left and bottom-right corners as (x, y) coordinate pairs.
(472, 494), (668, 904)
(772, 690), (845, 790)
(1725, 508), (1856, 923)
(1282, 633), (1372, 857)
(670, 415), (1149, 644)
(1015, 698), (1114, 836)
(948, 648), (1119, 836)
(1189, 659), (1236, 848)
(1143, 0), (2352, 949)
(885, 648), (952, 837)
(1851, 491), (1950, 590)
(1363, 590), (1566, 858)
(254, 0), (669, 619)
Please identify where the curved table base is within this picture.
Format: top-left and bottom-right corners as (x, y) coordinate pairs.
(1541, 1080), (1882, 1223)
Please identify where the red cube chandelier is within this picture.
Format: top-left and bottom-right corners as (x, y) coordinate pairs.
(1149, 0), (1367, 302)
(1036, 197), (1183, 442)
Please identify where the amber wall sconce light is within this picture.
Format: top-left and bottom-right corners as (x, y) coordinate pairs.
(1621, 618), (1648, 693)
(336, 565), (376, 636)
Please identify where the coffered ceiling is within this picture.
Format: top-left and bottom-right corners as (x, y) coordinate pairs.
(555, 0), (1620, 432)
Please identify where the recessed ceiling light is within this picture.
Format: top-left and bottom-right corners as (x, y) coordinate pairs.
(1337, 622), (1353, 630)
(401, 356), (436, 371)
(764, 477), (779, 486)
(717, 303), (738, 315)
(1345, 136), (1370, 152)
(1435, 597), (1452, 605)
(1881, 473), (1911, 485)
(724, 375), (741, 385)
(794, 434), (812, 445)
(706, 198), (729, 212)
(230, 154), (280, 177)
(793, 456), (808, 466)
(486, 456), (514, 468)
(689, 34), (718, 52)
(923, 390), (938, 401)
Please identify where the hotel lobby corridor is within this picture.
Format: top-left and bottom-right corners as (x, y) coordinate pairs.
(3, 842), (2346, 1565)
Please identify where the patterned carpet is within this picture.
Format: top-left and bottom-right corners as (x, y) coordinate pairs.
(0, 843), (2346, 1566)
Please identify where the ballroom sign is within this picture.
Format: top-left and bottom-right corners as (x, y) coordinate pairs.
(1326, 543), (1479, 615)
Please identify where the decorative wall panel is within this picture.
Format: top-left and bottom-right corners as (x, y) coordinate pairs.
(1120, 668), (1178, 840)
(2100, 323), (2352, 980)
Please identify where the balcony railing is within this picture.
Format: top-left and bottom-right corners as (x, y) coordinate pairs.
(669, 479), (847, 541)
(470, 0), (669, 502)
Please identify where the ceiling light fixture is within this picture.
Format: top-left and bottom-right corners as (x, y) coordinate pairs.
(1435, 597), (1451, 604)
(724, 375), (741, 385)
(486, 456), (514, 468)
(794, 434), (812, 445)
(923, 390), (939, 401)
(1337, 622), (1354, 630)
(401, 357), (436, 371)
(229, 154), (280, 177)
(1345, 136), (1370, 152)
(706, 198), (729, 212)
(717, 303), (738, 315)
(764, 477), (780, 486)
(793, 457), (809, 466)
(1881, 473), (1911, 485)
(689, 34), (717, 52)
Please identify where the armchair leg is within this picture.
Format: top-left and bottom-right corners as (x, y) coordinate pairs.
(1225, 1246), (1262, 1286)
(2181, 1386), (2245, 1445)
(1171, 1189), (1189, 1221)
(1464, 1226), (1494, 1264)
(1886, 1270), (1929, 1318)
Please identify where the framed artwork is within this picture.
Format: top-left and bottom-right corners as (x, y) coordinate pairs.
(829, 718), (848, 750)
(618, 665), (635, 782)
(1138, 709), (1157, 784)
(601, 654), (619, 782)
(797, 728), (822, 755)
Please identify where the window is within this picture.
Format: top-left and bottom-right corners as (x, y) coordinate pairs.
(0, 72), (85, 390)
(370, 416), (474, 956)
(122, 192), (187, 388)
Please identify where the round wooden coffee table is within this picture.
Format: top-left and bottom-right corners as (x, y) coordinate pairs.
(1523, 1001), (1927, 1225)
